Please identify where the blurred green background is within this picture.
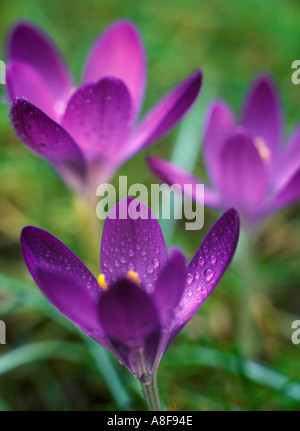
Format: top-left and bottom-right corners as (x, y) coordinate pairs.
(0, 0), (300, 411)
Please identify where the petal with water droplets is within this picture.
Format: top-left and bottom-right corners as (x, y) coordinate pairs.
(10, 98), (86, 191)
(20, 226), (110, 348)
(170, 209), (239, 339)
(62, 78), (133, 162)
(100, 198), (167, 289)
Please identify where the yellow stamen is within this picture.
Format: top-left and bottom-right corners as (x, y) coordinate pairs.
(253, 136), (270, 162)
(98, 273), (108, 291)
(126, 270), (140, 287)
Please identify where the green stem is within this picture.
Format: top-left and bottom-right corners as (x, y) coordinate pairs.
(236, 231), (260, 357)
(140, 372), (163, 411)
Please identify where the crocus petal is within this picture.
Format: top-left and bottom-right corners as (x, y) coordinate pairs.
(219, 130), (268, 214)
(62, 78), (133, 162)
(152, 248), (186, 328)
(241, 75), (282, 155)
(203, 101), (235, 188)
(272, 123), (300, 191)
(100, 198), (168, 290)
(126, 70), (202, 158)
(10, 98), (86, 191)
(99, 279), (161, 376)
(6, 62), (60, 121)
(7, 22), (73, 111)
(82, 20), (146, 116)
(269, 167), (300, 212)
(147, 156), (222, 209)
(170, 209), (239, 339)
(20, 226), (110, 347)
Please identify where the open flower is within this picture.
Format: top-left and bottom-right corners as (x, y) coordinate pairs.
(148, 76), (300, 231)
(6, 20), (202, 194)
(20, 198), (239, 383)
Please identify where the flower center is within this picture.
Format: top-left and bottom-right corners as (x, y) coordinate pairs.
(253, 136), (270, 162)
(97, 270), (141, 291)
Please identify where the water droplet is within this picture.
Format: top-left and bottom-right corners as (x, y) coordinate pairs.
(140, 372), (152, 385)
(195, 271), (200, 280)
(212, 233), (218, 243)
(198, 256), (205, 267)
(128, 249), (135, 257)
(187, 273), (194, 284)
(152, 258), (160, 269)
(187, 289), (193, 297)
(154, 247), (159, 254)
(147, 266), (153, 274)
(128, 263), (135, 271)
(146, 284), (154, 293)
(210, 255), (217, 266)
(141, 250), (146, 256)
(204, 268), (214, 282)
(114, 260), (120, 267)
(120, 256), (127, 264)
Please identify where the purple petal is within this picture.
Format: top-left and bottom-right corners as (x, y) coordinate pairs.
(99, 278), (161, 376)
(10, 98), (86, 191)
(126, 70), (202, 158)
(82, 20), (146, 116)
(269, 167), (300, 212)
(20, 226), (110, 347)
(241, 75), (282, 155)
(61, 78), (133, 162)
(272, 123), (300, 191)
(203, 101), (235, 188)
(147, 156), (223, 209)
(219, 130), (268, 214)
(6, 62), (60, 121)
(7, 22), (73, 114)
(170, 209), (239, 339)
(152, 248), (186, 328)
(100, 198), (168, 290)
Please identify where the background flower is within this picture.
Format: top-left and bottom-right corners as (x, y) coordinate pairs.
(6, 20), (202, 195)
(148, 76), (300, 231)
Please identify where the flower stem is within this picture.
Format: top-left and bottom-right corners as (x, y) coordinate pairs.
(140, 372), (163, 411)
(235, 231), (261, 357)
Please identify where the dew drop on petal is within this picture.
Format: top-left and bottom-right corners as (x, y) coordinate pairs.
(204, 268), (214, 282)
(187, 273), (194, 284)
(210, 255), (217, 266)
(152, 258), (160, 269)
(147, 266), (153, 274)
(198, 256), (205, 267)
(128, 263), (135, 271)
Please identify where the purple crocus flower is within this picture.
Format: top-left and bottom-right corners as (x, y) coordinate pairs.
(148, 75), (300, 231)
(20, 198), (239, 384)
(6, 20), (202, 194)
